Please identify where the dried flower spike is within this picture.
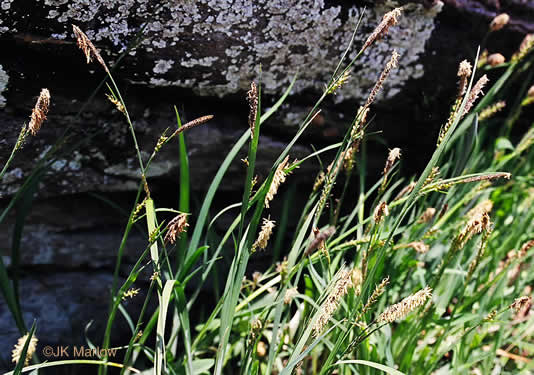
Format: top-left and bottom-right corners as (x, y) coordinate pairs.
(164, 213), (189, 244)
(365, 50), (400, 109)
(457, 60), (473, 97)
(377, 286), (432, 323)
(463, 75), (490, 117)
(265, 156), (290, 208)
(72, 24), (110, 73)
(247, 82), (258, 138)
(12, 333), (38, 366)
(489, 13), (510, 32)
(407, 241), (430, 254)
(373, 201), (389, 224)
(252, 217), (275, 252)
(383, 148), (401, 176)
(510, 296), (531, 313)
(29, 89), (50, 135)
(305, 226), (336, 256)
(487, 53), (505, 67)
(363, 8), (402, 51)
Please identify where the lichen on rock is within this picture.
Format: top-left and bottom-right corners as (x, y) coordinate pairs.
(1, 1), (442, 102)
(0, 64), (8, 108)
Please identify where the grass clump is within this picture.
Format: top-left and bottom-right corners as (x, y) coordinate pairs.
(1, 7), (533, 375)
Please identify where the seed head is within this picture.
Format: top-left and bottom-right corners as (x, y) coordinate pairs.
(328, 70), (351, 95)
(164, 213), (189, 244)
(363, 8), (402, 51)
(365, 50), (400, 108)
(489, 13), (510, 32)
(313, 269), (353, 337)
(512, 34), (534, 62)
(479, 101), (506, 121)
(377, 286), (432, 323)
(12, 333), (38, 366)
(463, 75), (489, 117)
(406, 241), (430, 254)
(510, 296), (531, 313)
(457, 60), (472, 97)
(122, 288), (140, 300)
(518, 239), (534, 259)
(247, 82), (258, 138)
(383, 147), (401, 176)
(487, 53), (505, 67)
(28, 88), (50, 135)
(358, 277), (389, 320)
(252, 217), (275, 252)
(72, 24), (110, 73)
(305, 226), (336, 256)
(373, 201), (389, 224)
(265, 156), (290, 208)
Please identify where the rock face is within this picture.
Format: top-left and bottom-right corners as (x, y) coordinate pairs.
(0, 0), (530, 370)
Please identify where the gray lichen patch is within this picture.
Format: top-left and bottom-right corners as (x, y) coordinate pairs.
(0, 64), (8, 108)
(2, 0), (442, 102)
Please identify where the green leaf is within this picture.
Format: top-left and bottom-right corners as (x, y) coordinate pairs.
(334, 360), (405, 375)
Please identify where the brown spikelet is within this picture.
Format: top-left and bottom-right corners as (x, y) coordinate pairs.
(11, 333), (38, 366)
(365, 51), (400, 109)
(28, 88), (50, 135)
(362, 8), (402, 51)
(252, 217), (275, 252)
(72, 24), (110, 73)
(378, 287), (432, 323)
(518, 240), (534, 258)
(265, 156), (290, 208)
(394, 181), (416, 201)
(510, 296), (531, 313)
(396, 241), (430, 254)
(487, 53), (505, 67)
(463, 75), (490, 117)
(373, 201), (389, 224)
(164, 213), (189, 244)
(455, 212), (492, 250)
(490, 13), (510, 32)
(305, 226), (336, 256)
(247, 82), (258, 138)
(383, 148), (401, 176)
(173, 115), (214, 136)
(457, 60), (473, 97)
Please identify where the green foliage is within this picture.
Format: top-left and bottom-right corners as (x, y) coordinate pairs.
(1, 11), (533, 375)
